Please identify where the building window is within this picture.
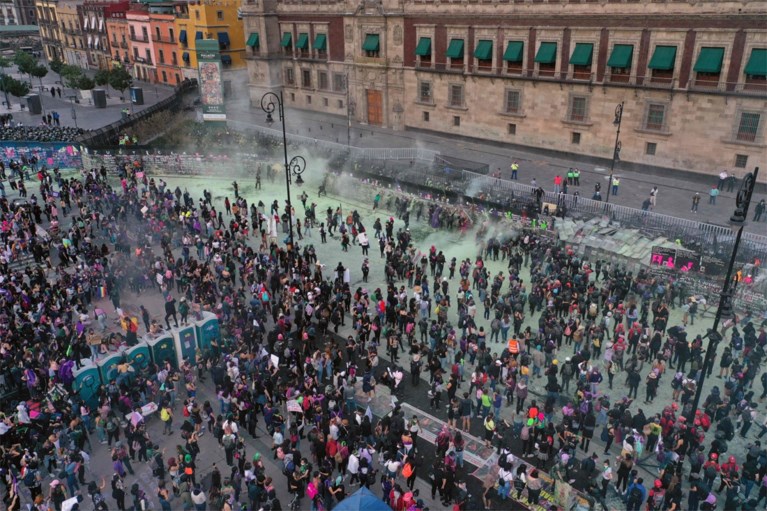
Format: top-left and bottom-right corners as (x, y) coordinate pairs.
(307, 95), (312, 104)
(216, 10), (223, 20)
(569, 42), (594, 80)
(446, 38), (464, 70)
(145, 49), (152, 65)
(418, 80), (432, 103)
(317, 71), (328, 90)
(333, 73), (347, 93)
(567, 95), (588, 122)
(571, 132), (581, 144)
(415, 36), (431, 67)
(161, 70), (167, 82)
(504, 89), (521, 114)
(323, 98), (328, 107)
(423, 111), (429, 122)
(449, 84), (464, 108)
(338, 99), (344, 108)
(158, 50), (164, 64)
(648, 45), (677, 84)
(646, 142), (657, 156)
(644, 103), (666, 132)
(535, 42), (557, 77)
(290, 92), (295, 101)
(362, 33), (380, 58)
(172, 52), (177, 65)
(169, 28), (174, 42)
(736, 112), (761, 142)
(453, 116), (460, 127)
(285, 68), (295, 85)
(474, 40), (493, 71)
(734, 154), (748, 168)
(744, 48), (767, 91)
(141, 27), (147, 41)
(693, 47), (724, 87)
(195, 10), (200, 20)
(301, 69), (311, 88)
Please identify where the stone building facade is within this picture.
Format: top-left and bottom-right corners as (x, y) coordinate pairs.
(241, 0), (767, 179)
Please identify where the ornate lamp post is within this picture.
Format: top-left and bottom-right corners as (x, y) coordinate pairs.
(686, 167), (759, 421)
(261, 90), (307, 257)
(605, 101), (623, 204)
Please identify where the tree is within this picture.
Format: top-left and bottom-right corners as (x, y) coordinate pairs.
(108, 66), (132, 100)
(78, 76), (95, 91)
(0, 57), (10, 109)
(30, 64), (48, 91)
(13, 51), (36, 86)
(94, 69), (111, 87)
(61, 64), (85, 90)
(0, 75), (30, 107)
(49, 57), (64, 82)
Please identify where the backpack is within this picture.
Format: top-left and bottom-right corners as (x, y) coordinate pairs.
(627, 486), (643, 505)
(402, 462), (414, 479)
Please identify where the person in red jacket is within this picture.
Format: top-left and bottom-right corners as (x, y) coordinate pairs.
(647, 479), (666, 511)
(702, 453), (720, 489)
(717, 455), (739, 493)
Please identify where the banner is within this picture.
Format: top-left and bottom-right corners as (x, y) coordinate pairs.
(197, 39), (226, 122)
(0, 142), (82, 170)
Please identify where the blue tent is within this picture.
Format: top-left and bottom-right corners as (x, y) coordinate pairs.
(334, 487), (391, 511)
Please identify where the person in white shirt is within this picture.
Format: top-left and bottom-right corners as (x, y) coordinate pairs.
(347, 451), (360, 485)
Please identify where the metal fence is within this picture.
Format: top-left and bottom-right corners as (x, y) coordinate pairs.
(461, 170), (767, 259)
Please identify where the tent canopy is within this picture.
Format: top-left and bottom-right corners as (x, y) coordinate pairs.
(334, 487), (390, 511)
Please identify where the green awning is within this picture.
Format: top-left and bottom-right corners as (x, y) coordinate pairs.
(534, 42), (557, 64)
(474, 40), (493, 60)
(607, 44), (633, 68)
(362, 34), (379, 52)
(246, 32), (259, 48)
(693, 47), (724, 73)
(415, 37), (431, 57)
(503, 41), (523, 63)
(280, 32), (292, 48)
(569, 43), (593, 66)
(313, 33), (326, 51)
(446, 39), (464, 59)
(745, 48), (767, 76)
(296, 33), (308, 50)
(648, 45), (677, 70)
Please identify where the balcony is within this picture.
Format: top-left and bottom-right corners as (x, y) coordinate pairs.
(152, 35), (176, 44)
(120, 41), (128, 49)
(130, 35), (147, 43)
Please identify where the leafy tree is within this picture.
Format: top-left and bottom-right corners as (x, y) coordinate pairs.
(49, 57), (65, 80)
(61, 65), (85, 89)
(108, 66), (132, 99)
(30, 64), (48, 91)
(0, 58), (10, 109)
(0, 75), (30, 106)
(94, 69), (111, 87)
(13, 51), (36, 85)
(78, 76), (95, 91)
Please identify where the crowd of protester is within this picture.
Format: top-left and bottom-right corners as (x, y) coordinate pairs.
(0, 155), (765, 511)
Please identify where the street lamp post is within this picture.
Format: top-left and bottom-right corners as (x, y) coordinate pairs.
(261, 90), (306, 260)
(604, 101), (623, 204)
(685, 166), (759, 422)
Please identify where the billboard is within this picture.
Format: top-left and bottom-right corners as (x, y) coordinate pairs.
(0, 142), (82, 170)
(197, 39), (226, 122)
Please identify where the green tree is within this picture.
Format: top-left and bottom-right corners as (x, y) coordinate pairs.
(49, 57), (65, 81)
(0, 75), (30, 107)
(108, 66), (132, 100)
(61, 64), (84, 89)
(13, 51), (36, 85)
(0, 57), (10, 109)
(77, 76), (95, 91)
(30, 64), (48, 91)
(94, 68), (111, 87)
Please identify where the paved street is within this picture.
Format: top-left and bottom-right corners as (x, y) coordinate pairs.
(223, 96), (767, 236)
(11, 169), (755, 511)
(1, 61), (176, 130)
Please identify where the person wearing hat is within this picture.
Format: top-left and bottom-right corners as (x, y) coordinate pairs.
(645, 369), (659, 404)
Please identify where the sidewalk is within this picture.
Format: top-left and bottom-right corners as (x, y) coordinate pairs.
(224, 96), (767, 235)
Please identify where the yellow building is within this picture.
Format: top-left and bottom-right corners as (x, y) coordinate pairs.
(58, 0), (88, 69)
(174, 0), (245, 79)
(35, 0), (62, 61)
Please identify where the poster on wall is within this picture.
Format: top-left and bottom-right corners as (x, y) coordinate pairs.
(197, 39), (226, 122)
